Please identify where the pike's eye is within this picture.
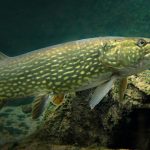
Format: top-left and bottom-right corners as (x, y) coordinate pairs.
(137, 39), (147, 47)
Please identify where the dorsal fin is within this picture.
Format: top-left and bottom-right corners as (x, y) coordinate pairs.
(0, 51), (9, 60)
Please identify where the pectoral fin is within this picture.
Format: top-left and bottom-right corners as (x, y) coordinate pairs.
(89, 76), (117, 109)
(32, 94), (51, 119)
(119, 77), (128, 101)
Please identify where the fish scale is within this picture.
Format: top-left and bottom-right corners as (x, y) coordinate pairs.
(0, 37), (150, 118)
(0, 38), (103, 99)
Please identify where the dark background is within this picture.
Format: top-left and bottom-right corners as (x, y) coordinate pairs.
(0, 0), (150, 56)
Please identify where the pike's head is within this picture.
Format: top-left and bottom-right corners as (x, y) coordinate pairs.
(100, 37), (150, 76)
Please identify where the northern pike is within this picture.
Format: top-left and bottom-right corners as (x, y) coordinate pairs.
(0, 37), (150, 118)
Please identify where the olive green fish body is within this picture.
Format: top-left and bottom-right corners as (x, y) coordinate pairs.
(0, 38), (111, 100)
(0, 37), (150, 113)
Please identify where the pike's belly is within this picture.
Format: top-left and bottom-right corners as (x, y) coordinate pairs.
(76, 72), (113, 91)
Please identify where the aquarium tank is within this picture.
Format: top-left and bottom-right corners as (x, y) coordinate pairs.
(0, 0), (150, 150)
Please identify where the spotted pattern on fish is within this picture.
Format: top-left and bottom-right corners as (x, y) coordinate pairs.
(0, 37), (150, 102)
